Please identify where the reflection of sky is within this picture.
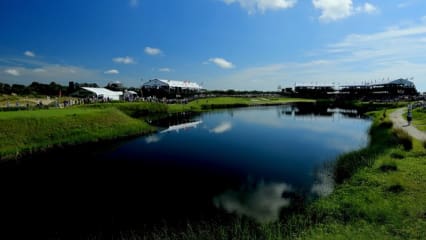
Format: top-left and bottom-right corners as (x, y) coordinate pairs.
(109, 105), (371, 223)
(231, 108), (370, 151)
(145, 135), (161, 144)
(210, 122), (232, 134)
(214, 181), (290, 223)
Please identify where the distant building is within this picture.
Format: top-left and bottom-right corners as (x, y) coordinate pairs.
(340, 78), (418, 99)
(142, 79), (202, 98)
(282, 78), (418, 99)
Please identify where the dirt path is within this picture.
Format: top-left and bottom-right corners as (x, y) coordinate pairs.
(389, 108), (426, 141)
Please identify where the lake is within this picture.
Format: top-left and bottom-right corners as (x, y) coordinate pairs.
(0, 103), (371, 238)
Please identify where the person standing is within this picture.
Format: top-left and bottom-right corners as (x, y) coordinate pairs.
(407, 105), (413, 125)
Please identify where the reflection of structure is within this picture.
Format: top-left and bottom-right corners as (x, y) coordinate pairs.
(160, 120), (203, 133)
(142, 79), (202, 98)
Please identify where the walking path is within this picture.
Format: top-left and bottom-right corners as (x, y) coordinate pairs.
(389, 108), (426, 141)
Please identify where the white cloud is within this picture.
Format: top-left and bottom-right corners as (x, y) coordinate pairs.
(113, 56), (135, 64)
(210, 122), (232, 134)
(144, 47), (162, 56)
(0, 59), (102, 86)
(4, 68), (20, 76)
(214, 182), (291, 222)
(207, 22), (426, 92)
(145, 135), (161, 144)
(223, 0), (297, 14)
(397, 1), (418, 8)
(158, 68), (172, 72)
(104, 69), (119, 74)
(311, 167), (334, 197)
(209, 57), (235, 69)
(24, 51), (35, 57)
(312, 0), (353, 21)
(361, 2), (377, 13)
(312, 0), (377, 22)
(129, 0), (139, 7)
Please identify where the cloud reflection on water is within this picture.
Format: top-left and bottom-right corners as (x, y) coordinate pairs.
(145, 135), (161, 144)
(213, 182), (291, 222)
(311, 165), (335, 197)
(210, 122), (232, 134)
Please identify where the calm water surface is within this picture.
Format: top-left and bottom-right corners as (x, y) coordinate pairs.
(1, 103), (371, 237)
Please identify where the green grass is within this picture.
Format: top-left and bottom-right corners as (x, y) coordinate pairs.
(167, 97), (314, 112)
(0, 107), (155, 160)
(412, 108), (426, 131)
(296, 109), (426, 240)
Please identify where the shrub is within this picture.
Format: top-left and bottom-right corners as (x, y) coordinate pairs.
(390, 150), (405, 159)
(388, 184), (404, 193)
(334, 149), (375, 183)
(393, 128), (413, 151)
(379, 159), (397, 172)
(378, 120), (393, 129)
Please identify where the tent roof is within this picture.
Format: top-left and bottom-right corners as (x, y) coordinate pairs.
(388, 78), (415, 87)
(157, 79), (202, 89)
(81, 87), (122, 96)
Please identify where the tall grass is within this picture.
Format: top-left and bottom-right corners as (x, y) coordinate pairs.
(333, 111), (398, 183)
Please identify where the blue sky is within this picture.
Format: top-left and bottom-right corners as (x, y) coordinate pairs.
(1, 0), (425, 91)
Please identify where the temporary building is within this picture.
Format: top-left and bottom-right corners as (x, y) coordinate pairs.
(142, 79), (202, 90)
(142, 79), (202, 98)
(72, 87), (123, 100)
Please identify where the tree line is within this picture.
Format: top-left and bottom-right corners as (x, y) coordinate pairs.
(0, 81), (99, 96)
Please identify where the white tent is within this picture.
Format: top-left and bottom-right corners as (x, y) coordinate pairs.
(81, 87), (123, 100)
(142, 79), (202, 90)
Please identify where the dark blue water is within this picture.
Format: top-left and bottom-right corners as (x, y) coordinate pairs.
(1, 103), (371, 238)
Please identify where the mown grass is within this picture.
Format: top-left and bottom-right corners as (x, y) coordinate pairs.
(76, 101), (168, 117)
(167, 97), (314, 113)
(412, 107), (426, 131)
(0, 107), (155, 160)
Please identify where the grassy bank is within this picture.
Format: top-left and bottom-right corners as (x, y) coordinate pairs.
(298, 109), (426, 239)
(0, 107), (155, 161)
(167, 97), (314, 112)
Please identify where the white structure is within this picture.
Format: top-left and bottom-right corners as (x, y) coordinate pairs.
(160, 120), (203, 133)
(80, 87), (123, 100)
(142, 79), (203, 98)
(142, 79), (202, 90)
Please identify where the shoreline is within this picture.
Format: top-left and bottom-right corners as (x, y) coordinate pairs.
(0, 97), (313, 161)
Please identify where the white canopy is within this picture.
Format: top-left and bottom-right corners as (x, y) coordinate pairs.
(82, 87), (122, 100)
(143, 79), (202, 90)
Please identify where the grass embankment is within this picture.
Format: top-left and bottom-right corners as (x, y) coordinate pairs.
(168, 97), (314, 112)
(298, 109), (426, 239)
(121, 107), (426, 240)
(0, 107), (155, 161)
(412, 107), (426, 131)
